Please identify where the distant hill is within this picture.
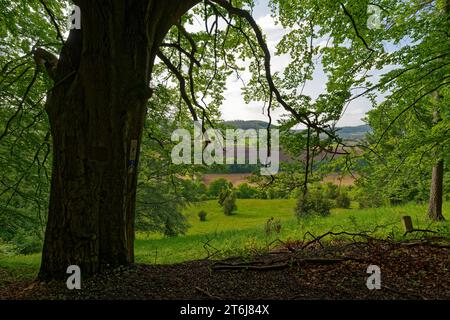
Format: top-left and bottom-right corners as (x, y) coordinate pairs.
(223, 120), (370, 141)
(335, 124), (371, 140)
(223, 120), (277, 130)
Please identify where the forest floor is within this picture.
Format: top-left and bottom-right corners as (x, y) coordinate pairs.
(1, 238), (449, 300)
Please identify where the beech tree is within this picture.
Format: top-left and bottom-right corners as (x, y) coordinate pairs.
(32, 0), (203, 280)
(18, 0), (339, 280)
(353, 0), (449, 219)
(2, 0), (448, 281)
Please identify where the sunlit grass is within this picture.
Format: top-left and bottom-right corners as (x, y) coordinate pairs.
(135, 200), (450, 265)
(1, 200), (449, 281)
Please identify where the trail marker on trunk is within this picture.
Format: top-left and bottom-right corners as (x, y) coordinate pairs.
(128, 140), (138, 174)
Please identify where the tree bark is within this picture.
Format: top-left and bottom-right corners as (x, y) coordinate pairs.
(428, 159), (445, 221)
(39, 0), (199, 280)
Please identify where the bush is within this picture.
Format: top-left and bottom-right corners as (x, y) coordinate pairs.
(0, 208), (44, 255)
(208, 178), (233, 198)
(223, 191), (237, 215)
(323, 182), (339, 200)
(199, 193), (210, 201)
(259, 190), (268, 199)
(12, 231), (42, 255)
(295, 190), (332, 218)
(355, 189), (385, 208)
(218, 188), (229, 206)
(335, 191), (351, 209)
(235, 183), (258, 199)
(265, 217), (282, 238)
(198, 210), (207, 222)
(0, 240), (16, 258)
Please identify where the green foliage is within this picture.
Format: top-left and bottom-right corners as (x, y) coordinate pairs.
(0, 239), (17, 258)
(352, 186), (385, 209)
(0, 0), (61, 256)
(323, 182), (339, 200)
(218, 188), (228, 206)
(335, 192), (351, 209)
(10, 230), (42, 255)
(198, 210), (207, 222)
(295, 189), (332, 218)
(1, 0), (449, 265)
(209, 179), (233, 198)
(264, 217), (282, 238)
(235, 183), (258, 199)
(337, 0), (450, 213)
(223, 191), (238, 216)
(4, 200), (449, 272)
(0, 207), (43, 255)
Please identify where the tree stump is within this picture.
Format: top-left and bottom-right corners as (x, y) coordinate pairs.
(401, 216), (414, 233)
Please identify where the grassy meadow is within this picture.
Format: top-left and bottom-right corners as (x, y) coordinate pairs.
(1, 199), (449, 283)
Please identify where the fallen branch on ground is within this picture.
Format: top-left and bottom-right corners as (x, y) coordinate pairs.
(211, 257), (364, 271)
(403, 229), (438, 237)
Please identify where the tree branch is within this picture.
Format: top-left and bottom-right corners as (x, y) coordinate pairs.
(157, 50), (200, 122)
(38, 0), (65, 45)
(339, 2), (375, 52)
(32, 47), (58, 81)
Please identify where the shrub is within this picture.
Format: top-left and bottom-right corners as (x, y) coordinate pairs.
(12, 231), (42, 255)
(208, 178), (233, 198)
(355, 190), (385, 208)
(199, 194), (210, 201)
(218, 188), (230, 206)
(223, 191), (237, 215)
(295, 190), (332, 218)
(323, 182), (339, 200)
(259, 190), (268, 199)
(198, 210), (207, 222)
(163, 218), (180, 237)
(335, 191), (351, 209)
(235, 183), (258, 199)
(0, 207), (44, 255)
(0, 239), (16, 257)
(265, 217), (282, 238)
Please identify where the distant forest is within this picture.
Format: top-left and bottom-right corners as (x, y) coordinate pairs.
(223, 120), (371, 140)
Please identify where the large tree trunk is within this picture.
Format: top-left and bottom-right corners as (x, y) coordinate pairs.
(428, 159), (445, 221)
(39, 0), (199, 280)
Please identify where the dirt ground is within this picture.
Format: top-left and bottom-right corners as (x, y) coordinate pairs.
(202, 173), (253, 186)
(1, 240), (449, 300)
(202, 173), (356, 187)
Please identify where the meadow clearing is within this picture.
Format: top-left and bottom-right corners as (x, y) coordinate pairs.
(1, 199), (449, 284)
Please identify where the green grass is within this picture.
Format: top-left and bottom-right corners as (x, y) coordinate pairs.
(184, 199), (297, 235)
(0, 253), (40, 284)
(1, 199), (449, 281)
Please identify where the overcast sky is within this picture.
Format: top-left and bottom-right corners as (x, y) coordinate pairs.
(210, 0), (372, 127)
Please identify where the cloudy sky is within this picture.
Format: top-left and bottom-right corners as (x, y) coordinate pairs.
(210, 0), (372, 127)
